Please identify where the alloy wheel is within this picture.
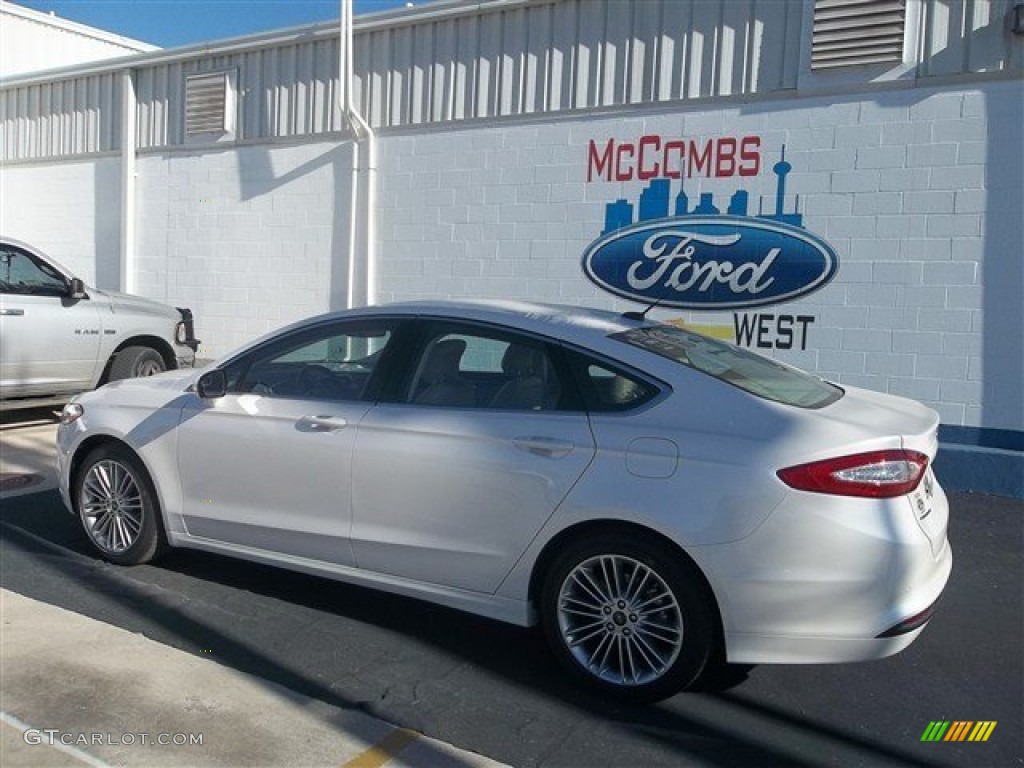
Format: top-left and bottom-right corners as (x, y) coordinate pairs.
(80, 460), (144, 554)
(556, 554), (684, 687)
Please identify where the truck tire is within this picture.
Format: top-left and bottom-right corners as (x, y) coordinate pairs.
(109, 346), (167, 381)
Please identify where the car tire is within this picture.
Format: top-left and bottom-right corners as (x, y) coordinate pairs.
(110, 346), (167, 381)
(75, 444), (166, 566)
(540, 532), (716, 702)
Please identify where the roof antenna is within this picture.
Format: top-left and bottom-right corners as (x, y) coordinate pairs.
(622, 296), (664, 322)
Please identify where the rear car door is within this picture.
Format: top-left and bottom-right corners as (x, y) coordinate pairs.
(351, 320), (597, 593)
(176, 318), (398, 566)
(0, 244), (101, 396)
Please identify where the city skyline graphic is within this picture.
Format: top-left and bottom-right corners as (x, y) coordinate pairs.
(602, 146), (803, 236)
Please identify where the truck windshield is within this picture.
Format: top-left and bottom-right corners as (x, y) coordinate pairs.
(611, 325), (842, 409)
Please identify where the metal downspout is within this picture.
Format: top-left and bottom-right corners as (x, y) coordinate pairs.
(120, 68), (137, 293)
(339, 0), (377, 308)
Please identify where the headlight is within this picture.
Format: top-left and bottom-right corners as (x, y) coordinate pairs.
(60, 402), (84, 426)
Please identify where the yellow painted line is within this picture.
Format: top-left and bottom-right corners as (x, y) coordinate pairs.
(343, 728), (419, 768)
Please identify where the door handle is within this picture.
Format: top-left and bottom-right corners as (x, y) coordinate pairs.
(512, 436), (574, 458)
(296, 415), (348, 433)
(0, 308), (25, 316)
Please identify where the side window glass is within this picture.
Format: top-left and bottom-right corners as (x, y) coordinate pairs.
(221, 355), (250, 393)
(407, 327), (562, 411)
(565, 350), (657, 412)
(0, 248), (67, 296)
(232, 322), (393, 401)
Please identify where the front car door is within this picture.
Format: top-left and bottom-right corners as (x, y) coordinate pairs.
(351, 320), (597, 593)
(176, 317), (399, 566)
(0, 244), (101, 397)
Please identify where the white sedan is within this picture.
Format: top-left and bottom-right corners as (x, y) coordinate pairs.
(57, 300), (951, 701)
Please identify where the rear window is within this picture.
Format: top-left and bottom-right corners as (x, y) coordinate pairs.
(612, 325), (842, 409)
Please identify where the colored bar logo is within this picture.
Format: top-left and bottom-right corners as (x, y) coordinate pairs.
(921, 721), (996, 742)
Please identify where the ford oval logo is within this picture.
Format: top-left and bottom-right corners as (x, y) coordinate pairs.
(582, 216), (839, 310)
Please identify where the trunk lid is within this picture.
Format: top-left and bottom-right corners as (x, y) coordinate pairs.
(817, 386), (940, 459)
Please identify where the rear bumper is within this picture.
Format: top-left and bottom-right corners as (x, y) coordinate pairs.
(692, 483), (953, 665)
(876, 593), (943, 638)
(721, 540), (951, 663)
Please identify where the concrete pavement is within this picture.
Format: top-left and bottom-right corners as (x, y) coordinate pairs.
(0, 412), (506, 768)
(1, 590), (505, 767)
(3, 410), (1021, 767)
(0, 409), (59, 499)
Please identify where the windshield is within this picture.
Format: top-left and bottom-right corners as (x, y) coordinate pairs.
(612, 325), (842, 409)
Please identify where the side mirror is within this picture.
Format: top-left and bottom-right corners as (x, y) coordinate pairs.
(196, 369), (227, 399)
(68, 278), (87, 300)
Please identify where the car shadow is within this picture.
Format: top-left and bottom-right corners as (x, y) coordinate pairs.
(0, 488), (980, 768)
(0, 406), (61, 427)
(154, 543), (751, 695)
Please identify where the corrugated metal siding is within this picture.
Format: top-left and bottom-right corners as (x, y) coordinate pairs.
(128, 0), (801, 148)
(2, 0), (1020, 162)
(0, 72), (119, 159)
(917, 0), (1018, 77)
(134, 37), (342, 149)
(352, 0), (802, 127)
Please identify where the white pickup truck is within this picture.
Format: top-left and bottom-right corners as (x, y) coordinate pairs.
(0, 237), (198, 411)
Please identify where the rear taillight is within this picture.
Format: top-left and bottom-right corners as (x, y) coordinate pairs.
(777, 450), (929, 498)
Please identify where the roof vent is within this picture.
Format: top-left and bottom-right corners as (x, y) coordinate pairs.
(812, 0), (906, 70)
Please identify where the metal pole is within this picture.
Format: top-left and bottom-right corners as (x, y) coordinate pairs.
(119, 68), (136, 293)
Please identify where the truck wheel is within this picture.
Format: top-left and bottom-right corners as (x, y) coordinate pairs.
(110, 346), (166, 380)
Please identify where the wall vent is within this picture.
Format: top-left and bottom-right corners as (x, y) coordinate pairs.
(812, 0), (906, 69)
(185, 70), (235, 135)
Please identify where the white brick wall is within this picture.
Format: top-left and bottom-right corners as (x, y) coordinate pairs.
(0, 157), (120, 286)
(1, 79), (1020, 435)
(375, 80), (1023, 433)
(133, 140), (355, 357)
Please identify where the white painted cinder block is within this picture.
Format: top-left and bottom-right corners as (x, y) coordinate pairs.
(878, 167), (931, 191)
(0, 157), (120, 286)
(126, 140), (354, 358)
(904, 191), (955, 214)
(370, 79), (1021, 433)
(929, 165), (985, 190)
(855, 146), (906, 170)
(2, 78), (1019, 435)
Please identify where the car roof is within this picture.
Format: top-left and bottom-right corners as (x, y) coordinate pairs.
(215, 299), (669, 371)
(302, 299), (648, 343)
(385, 298), (637, 330)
